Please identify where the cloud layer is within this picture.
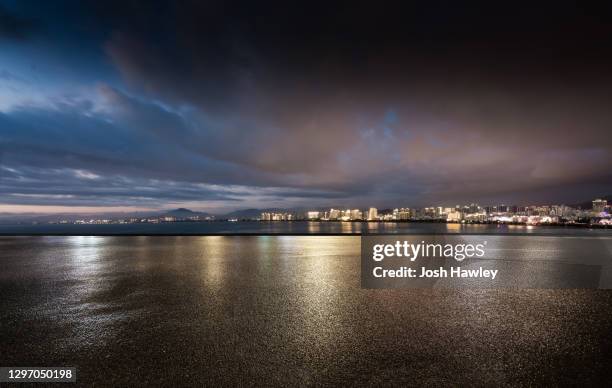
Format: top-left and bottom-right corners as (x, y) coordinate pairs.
(1, 1), (611, 212)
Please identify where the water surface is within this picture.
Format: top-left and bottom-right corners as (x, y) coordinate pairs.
(0, 221), (609, 235)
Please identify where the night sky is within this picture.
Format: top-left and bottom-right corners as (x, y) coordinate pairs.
(1, 1), (611, 214)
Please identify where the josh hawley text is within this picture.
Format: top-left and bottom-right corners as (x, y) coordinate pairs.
(373, 266), (498, 279)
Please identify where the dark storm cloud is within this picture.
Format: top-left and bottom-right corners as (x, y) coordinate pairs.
(1, 0), (612, 210)
(102, 0), (612, 202)
(0, 4), (35, 40)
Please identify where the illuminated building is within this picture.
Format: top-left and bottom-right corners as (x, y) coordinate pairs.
(446, 211), (462, 222)
(397, 208), (410, 220)
(593, 199), (607, 213)
(367, 207), (378, 221)
(261, 212), (293, 221)
(329, 209), (340, 220)
(307, 211), (320, 220)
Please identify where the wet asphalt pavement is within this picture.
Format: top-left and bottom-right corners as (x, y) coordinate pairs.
(1, 236), (611, 386)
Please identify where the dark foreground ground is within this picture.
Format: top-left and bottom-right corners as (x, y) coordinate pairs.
(1, 236), (611, 386)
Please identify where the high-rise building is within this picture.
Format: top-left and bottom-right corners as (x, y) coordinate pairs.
(447, 211), (462, 222)
(329, 209), (340, 220)
(261, 212), (292, 221)
(397, 208), (410, 220)
(423, 207), (436, 218)
(350, 209), (363, 220)
(593, 199), (607, 213)
(367, 207), (378, 221)
(307, 211), (320, 220)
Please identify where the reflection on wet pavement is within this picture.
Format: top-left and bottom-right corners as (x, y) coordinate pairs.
(1, 236), (611, 386)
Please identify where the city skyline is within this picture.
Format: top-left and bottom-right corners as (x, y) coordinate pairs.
(2, 1), (612, 214)
(5, 197), (609, 226)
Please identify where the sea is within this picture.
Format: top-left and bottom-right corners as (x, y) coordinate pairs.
(0, 220), (609, 235)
